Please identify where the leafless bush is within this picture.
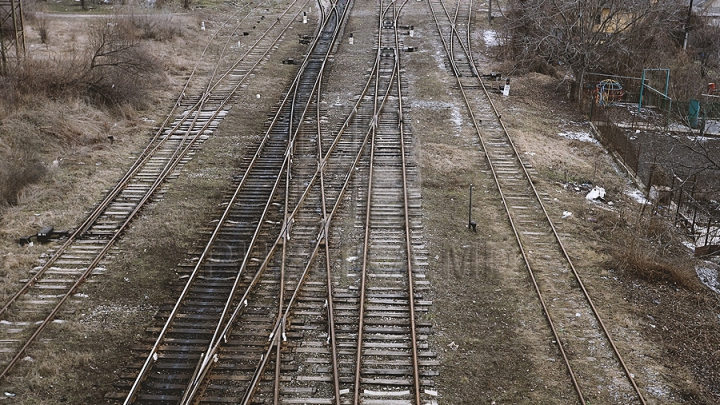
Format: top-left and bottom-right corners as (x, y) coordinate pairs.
(37, 16), (49, 44)
(118, 13), (182, 41)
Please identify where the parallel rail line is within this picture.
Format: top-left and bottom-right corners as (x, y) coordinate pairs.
(428, 0), (647, 403)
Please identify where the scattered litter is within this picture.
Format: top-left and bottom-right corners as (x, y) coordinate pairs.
(5, 392), (16, 397)
(22, 356), (33, 362)
(585, 186), (605, 201)
(575, 313), (581, 317)
(346, 256), (358, 262)
(447, 341), (459, 351)
(562, 211), (572, 219)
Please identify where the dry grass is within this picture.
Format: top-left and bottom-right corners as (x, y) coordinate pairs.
(604, 212), (700, 290)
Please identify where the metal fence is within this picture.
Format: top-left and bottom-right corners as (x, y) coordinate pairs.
(580, 74), (720, 252)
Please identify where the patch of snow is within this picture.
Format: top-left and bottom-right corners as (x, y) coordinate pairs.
(645, 385), (670, 398)
(346, 256), (358, 262)
(682, 241), (695, 251)
(451, 106), (463, 130)
(562, 211), (572, 219)
(626, 188), (649, 205)
(585, 186), (605, 200)
(696, 264), (720, 294)
(434, 49), (447, 71)
(558, 130), (599, 144)
(483, 30), (499, 47)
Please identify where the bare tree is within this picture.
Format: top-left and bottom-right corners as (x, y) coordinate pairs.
(504, 0), (688, 99)
(84, 18), (160, 106)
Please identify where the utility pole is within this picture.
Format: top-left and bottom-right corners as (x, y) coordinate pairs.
(0, 0), (25, 74)
(683, 0), (694, 50)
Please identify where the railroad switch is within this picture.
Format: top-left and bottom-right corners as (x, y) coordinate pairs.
(17, 226), (70, 246)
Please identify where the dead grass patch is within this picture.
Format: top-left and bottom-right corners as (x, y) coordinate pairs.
(604, 213), (700, 290)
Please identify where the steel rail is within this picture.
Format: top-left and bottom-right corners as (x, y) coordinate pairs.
(185, 0), (313, 360)
(430, 0), (648, 403)
(426, 0), (587, 401)
(469, 45), (650, 405)
(234, 43), (399, 405)
(1, 0), (308, 391)
(0, 95), (223, 381)
(174, 2), (355, 402)
(459, 3), (647, 403)
(0, 48), (275, 379)
(122, 5), (314, 403)
(392, 1), (422, 403)
(239, 77), (397, 405)
(313, 52), (342, 405)
(352, 1), (421, 403)
(352, 1), (388, 403)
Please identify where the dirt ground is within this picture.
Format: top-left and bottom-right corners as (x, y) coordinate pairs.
(1, 0), (720, 404)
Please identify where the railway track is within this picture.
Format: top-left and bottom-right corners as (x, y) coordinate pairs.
(427, 0), (647, 404)
(0, 0), (311, 385)
(113, 0), (353, 403)
(109, 0), (437, 403)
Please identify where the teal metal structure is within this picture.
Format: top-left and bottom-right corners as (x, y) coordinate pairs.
(638, 68), (671, 112)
